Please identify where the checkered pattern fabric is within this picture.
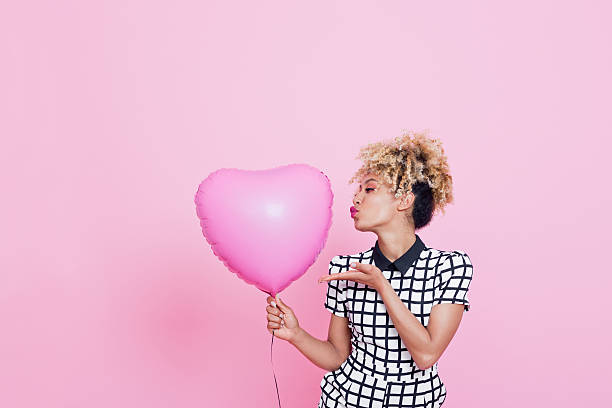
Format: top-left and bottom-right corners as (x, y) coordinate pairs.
(319, 234), (473, 407)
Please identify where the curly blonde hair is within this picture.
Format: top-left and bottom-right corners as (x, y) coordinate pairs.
(348, 129), (454, 225)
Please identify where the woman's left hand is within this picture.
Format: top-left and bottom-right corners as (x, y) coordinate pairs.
(318, 262), (386, 292)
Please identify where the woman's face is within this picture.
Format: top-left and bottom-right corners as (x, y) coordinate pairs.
(351, 172), (405, 232)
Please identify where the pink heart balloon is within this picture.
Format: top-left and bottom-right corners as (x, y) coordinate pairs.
(194, 163), (333, 297)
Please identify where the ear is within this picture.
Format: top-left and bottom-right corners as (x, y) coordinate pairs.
(396, 192), (415, 211)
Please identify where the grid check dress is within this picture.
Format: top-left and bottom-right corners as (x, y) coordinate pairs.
(318, 234), (473, 408)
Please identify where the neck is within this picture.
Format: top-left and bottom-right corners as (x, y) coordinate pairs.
(376, 232), (417, 263)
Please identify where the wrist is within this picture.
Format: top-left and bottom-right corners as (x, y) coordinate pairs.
(288, 326), (305, 345)
(375, 275), (390, 292)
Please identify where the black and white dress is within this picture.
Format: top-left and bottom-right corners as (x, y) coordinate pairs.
(318, 234), (473, 408)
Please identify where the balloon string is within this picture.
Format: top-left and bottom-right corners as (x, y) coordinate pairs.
(271, 330), (282, 408)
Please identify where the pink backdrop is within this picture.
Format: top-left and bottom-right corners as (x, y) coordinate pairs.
(1, 1), (610, 407)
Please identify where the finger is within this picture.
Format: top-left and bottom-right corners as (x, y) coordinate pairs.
(268, 313), (282, 323)
(318, 275), (333, 284)
(349, 262), (372, 272)
(349, 262), (377, 273)
(275, 295), (289, 313)
(320, 271), (364, 282)
(266, 305), (280, 315)
(267, 296), (274, 304)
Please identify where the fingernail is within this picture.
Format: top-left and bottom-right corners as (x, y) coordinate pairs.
(350, 262), (356, 267)
(271, 301), (276, 308)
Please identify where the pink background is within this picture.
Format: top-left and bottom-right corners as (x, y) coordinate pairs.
(1, 1), (610, 407)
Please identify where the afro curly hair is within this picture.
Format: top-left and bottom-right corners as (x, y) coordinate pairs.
(348, 129), (454, 229)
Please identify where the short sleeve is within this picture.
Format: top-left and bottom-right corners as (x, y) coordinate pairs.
(433, 251), (473, 312)
(324, 256), (348, 318)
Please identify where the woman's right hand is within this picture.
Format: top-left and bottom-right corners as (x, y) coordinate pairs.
(266, 295), (300, 342)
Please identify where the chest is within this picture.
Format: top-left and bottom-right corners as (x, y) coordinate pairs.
(343, 269), (438, 334)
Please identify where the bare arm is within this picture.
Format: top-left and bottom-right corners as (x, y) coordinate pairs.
(266, 294), (352, 372)
(289, 313), (352, 372)
(320, 258), (469, 371)
(377, 279), (463, 370)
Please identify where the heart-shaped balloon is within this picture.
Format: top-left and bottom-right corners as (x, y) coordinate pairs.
(194, 164), (333, 297)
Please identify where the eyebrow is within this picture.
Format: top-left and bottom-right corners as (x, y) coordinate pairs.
(356, 178), (378, 190)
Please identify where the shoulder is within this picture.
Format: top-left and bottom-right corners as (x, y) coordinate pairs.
(420, 245), (471, 267)
(430, 248), (473, 279)
(328, 247), (375, 273)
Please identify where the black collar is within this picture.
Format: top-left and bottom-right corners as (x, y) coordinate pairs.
(371, 234), (426, 275)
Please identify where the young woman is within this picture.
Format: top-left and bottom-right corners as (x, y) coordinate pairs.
(265, 130), (474, 408)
